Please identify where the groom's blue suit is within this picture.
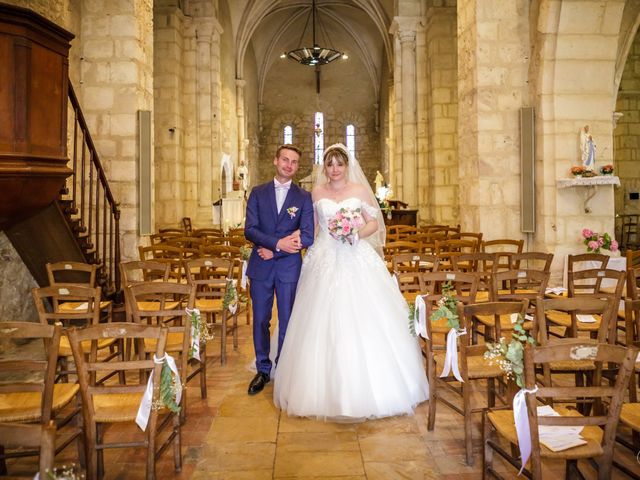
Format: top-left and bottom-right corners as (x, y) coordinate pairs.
(245, 181), (314, 375)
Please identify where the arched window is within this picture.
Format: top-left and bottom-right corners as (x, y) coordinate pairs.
(283, 125), (293, 144)
(346, 124), (355, 157)
(314, 112), (324, 165)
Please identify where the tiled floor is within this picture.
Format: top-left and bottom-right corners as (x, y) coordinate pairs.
(5, 321), (640, 479)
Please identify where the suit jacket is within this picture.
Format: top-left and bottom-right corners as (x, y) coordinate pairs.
(244, 181), (314, 282)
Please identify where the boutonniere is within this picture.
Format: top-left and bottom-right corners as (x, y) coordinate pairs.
(287, 206), (299, 219)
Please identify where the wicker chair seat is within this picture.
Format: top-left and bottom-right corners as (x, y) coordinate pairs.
(475, 314), (533, 331)
(194, 298), (224, 312)
(487, 406), (603, 460)
(0, 383), (79, 422)
(546, 311), (601, 332)
(620, 403), (640, 431)
(57, 300), (112, 312)
(92, 392), (166, 423)
(58, 336), (117, 357)
(136, 300), (180, 311)
(433, 352), (504, 379)
(143, 332), (184, 353)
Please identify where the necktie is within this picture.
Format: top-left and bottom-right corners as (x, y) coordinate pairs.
(275, 185), (289, 213)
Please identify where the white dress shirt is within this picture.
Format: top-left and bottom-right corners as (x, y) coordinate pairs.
(274, 179), (291, 213)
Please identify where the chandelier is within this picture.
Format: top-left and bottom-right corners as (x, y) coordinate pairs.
(283, 0), (345, 67)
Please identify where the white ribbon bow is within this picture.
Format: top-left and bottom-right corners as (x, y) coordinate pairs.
(439, 327), (466, 382)
(413, 295), (428, 339)
(136, 353), (182, 431)
(513, 385), (539, 474)
(241, 260), (248, 289)
(185, 307), (201, 361)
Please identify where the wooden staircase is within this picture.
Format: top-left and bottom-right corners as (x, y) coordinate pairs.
(5, 83), (122, 301)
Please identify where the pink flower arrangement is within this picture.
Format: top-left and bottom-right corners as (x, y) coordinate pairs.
(581, 228), (618, 254)
(327, 207), (365, 245)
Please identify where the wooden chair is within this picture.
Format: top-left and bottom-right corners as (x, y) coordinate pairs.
(509, 252), (554, 273)
(547, 269), (626, 342)
(184, 257), (237, 365)
(418, 271), (479, 436)
(32, 284), (123, 383)
(120, 260), (170, 285)
(226, 235), (250, 248)
(472, 268), (549, 343)
(0, 322), (81, 474)
(68, 322), (181, 480)
(480, 238), (524, 272)
(451, 252), (498, 296)
(454, 300), (529, 465)
(617, 298), (640, 471)
(405, 232), (445, 253)
(126, 282), (202, 401)
(483, 340), (636, 480)
(386, 225), (418, 241)
(392, 253), (438, 303)
(138, 245), (188, 282)
(424, 224), (461, 238)
(0, 422), (56, 479)
(149, 231), (181, 245)
(46, 261), (112, 318)
(449, 231), (483, 250)
(627, 249), (640, 268)
(383, 240), (421, 271)
(199, 243), (241, 258)
(434, 239), (478, 270)
(192, 227), (223, 239)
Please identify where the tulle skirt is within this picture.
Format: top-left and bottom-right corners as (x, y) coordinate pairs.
(273, 232), (429, 421)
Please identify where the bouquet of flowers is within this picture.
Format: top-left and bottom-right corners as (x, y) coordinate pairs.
(581, 228), (618, 254)
(327, 207), (365, 244)
(570, 165), (586, 177)
(600, 164), (614, 175)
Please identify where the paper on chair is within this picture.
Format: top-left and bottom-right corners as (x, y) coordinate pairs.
(74, 302), (89, 310)
(510, 313), (518, 324)
(545, 287), (567, 295)
(536, 405), (586, 452)
(576, 314), (597, 323)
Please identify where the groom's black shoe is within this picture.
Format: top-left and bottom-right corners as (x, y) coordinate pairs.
(248, 372), (270, 395)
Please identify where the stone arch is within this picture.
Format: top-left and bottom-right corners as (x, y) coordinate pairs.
(220, 154), (233, 197)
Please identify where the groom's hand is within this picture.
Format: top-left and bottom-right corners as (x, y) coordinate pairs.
(257, 247), (274, 260)
(277, 233), (302, 253)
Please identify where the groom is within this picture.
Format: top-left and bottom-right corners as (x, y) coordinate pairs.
(244, 144), (314, 395)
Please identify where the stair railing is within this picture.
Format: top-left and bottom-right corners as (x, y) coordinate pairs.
(63, 82), (121, 298)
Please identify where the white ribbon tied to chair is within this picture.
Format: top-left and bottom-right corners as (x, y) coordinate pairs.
(439, 327), (466, 382)
(136, 353), (182, 431)
(185, 307), (201, 361)
(413, 295), (428, 339)
(513, 385), (539, 474)
(241, 260), (248, 289)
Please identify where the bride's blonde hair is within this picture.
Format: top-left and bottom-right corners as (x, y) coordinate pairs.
(322, 145), (349, 174)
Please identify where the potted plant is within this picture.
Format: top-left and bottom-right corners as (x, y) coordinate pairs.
(570, 165), (586, 177)
(599, 164), (614, 175)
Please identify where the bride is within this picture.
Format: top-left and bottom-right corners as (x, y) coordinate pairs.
(273, 143), (429, 421)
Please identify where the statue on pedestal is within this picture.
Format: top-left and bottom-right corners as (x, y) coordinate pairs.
(237, 160), (249, 191)
(580, 124), (596, 170)
(374, 170), (384, 192)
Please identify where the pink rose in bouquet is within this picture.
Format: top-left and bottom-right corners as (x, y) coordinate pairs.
(327, 207), (365, 245)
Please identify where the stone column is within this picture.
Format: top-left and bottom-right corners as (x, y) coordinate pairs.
(425, 6), (458, 224)
(392, 17), (421, 208)
(211, 21), (223, 203)
(196, 23), (213, 210)
(236, 79), (247, 171)
(80, 0), (153, 260)
(457, 0), (530, 237)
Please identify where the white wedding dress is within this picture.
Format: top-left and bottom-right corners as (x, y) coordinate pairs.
(273, 197), (429, 421)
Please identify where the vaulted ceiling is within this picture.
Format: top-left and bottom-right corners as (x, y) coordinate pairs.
(228, 0), (394, 102)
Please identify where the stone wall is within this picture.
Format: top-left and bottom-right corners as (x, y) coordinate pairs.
(614, 27), (640, 216)
(259, 55), (381, 189)
(0, 233), (39, 322)
(424, 6), (458, 225)
(79, 0), (154, 260)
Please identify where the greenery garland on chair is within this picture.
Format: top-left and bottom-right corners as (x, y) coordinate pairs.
(483, 314), (536, 388)
(154, 362), (181, 414)
(408, 281), (461, 336)
(187, 308), (214, 359)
